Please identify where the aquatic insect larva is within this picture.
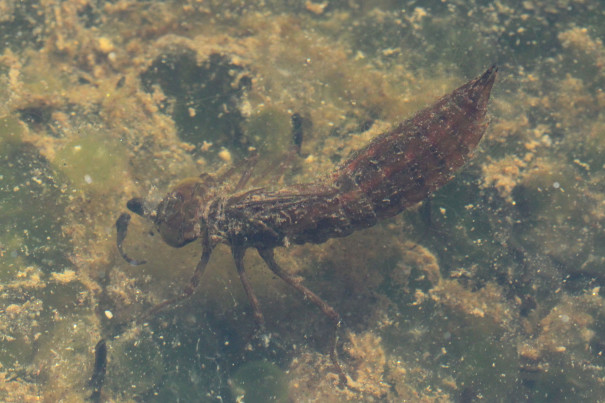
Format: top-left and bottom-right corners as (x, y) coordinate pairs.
(117, 65), (498, 384)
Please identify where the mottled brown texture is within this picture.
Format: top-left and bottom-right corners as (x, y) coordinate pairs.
(205, 65), (497, 247)
(117, 65), (497, 385)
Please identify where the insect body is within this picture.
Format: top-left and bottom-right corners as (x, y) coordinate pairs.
(117, 65), (497, 384)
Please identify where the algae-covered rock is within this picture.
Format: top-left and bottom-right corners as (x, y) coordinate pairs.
(0, 138), (71, 272)
(0, 1), (45, 53)
(230, 360), (289, 403)
(34, 316), (98, 401)
(106, 330), (165, 398)
(0, 115), (24, 145)
(0, 120), (85, 374)
(2, 0), (605, 401)
(105, 317), (227, 402)
(53, 130), (128, 194)
(141, 50), (251, 155)
(244, 106), (292, 155)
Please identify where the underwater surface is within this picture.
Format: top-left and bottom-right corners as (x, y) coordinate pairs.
(1, 0), (605, 401)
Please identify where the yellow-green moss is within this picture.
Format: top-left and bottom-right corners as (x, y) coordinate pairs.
(53, 131), (128, 193)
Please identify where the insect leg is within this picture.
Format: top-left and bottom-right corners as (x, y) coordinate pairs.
(232, 246), (266, 329)
(257, 247), (347, 385)
(234, 152), (259, 191)
(214, 151), (259, 191)
(143, 235), (213, 319)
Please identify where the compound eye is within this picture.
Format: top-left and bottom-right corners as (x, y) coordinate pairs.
(126, 198), (146, 217)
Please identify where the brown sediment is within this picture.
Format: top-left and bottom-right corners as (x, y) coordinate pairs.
(558, 26), (605, 75)
(288, 331), (453, 402)
(481, 155), (526, 202)
(0, 372), (40, 403)
(430, 280), (514, 328)
(288, 332), (391, 402)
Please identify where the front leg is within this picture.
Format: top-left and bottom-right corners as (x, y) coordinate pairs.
(257, 247), (347, 385)
(143, 234), (213, 319)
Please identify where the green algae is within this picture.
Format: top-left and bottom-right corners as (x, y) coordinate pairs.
(141, 51), (250, 155)
(1, 0), (605, 401)
(0, 115), (24, 145)
(33, 316), (99, 400)
(0, 0), (45, 53)
(245, 107), (292, 154)
(0, 116), (84, 374)
(230, 360), (288, 403)
(244, 106), (296, 173)
(53, 131), (128, 194)
(0, 140), (71, 273)
(106, 333), (165, 397)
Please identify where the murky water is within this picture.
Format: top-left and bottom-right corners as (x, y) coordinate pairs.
(1, 0), (604, 401)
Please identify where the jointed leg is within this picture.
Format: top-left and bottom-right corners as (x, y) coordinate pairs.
(234, 152), (259, 191)
(250, 149), (298, 187)
(142, 235), (213, 320)
(232, 246), (265, 329)
(257, 247), (347, 385)
(215, 152), (259, 192)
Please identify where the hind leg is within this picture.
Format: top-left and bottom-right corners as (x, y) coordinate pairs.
(257, 247), (347, 385)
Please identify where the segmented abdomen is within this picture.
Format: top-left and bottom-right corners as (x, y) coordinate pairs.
(218, 66), (497, 248)
(334, 65), (497, 221)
